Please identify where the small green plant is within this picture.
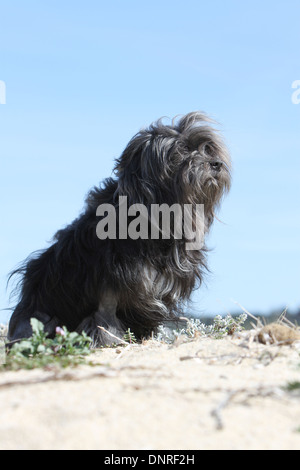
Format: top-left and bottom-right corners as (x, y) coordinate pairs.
(210, 314), (248, 338)
(3, 319), (93, 370)
(284, 381), (300, 392)
(123, 328), (137, 344)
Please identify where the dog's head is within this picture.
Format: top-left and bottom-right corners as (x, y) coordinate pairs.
(114, 112), (231, 225)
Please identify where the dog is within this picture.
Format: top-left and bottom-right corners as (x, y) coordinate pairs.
(7, 112), (231, 346)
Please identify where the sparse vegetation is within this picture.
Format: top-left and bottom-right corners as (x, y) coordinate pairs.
(2, 319), (93, 371)
(0, 314), (248, 370)
(2, 309), (300, 372)
(155, 313), (248, 344)
(1, 309), (300, 449)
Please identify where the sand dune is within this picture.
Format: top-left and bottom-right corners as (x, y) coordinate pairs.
(1, 330), (300, 450)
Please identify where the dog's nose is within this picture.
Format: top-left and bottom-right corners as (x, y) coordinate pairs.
(210, 161), (222, 172)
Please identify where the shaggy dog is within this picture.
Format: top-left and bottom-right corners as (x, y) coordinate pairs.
(8, 112), (231, 346)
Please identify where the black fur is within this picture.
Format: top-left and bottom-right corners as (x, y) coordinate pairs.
(7, 112), (231, 346)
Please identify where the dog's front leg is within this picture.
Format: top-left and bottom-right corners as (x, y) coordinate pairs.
(76, 290), (125, 346)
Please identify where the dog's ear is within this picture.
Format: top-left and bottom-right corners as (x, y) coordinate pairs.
(114, 131), (155, 203)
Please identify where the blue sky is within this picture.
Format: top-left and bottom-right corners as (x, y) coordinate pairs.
(0, 0), (299, 324)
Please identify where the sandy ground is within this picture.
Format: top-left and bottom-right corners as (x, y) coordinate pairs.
(1, 330), (300, 450)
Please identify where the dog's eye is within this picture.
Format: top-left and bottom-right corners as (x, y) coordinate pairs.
(210, 162), (222, 171)
(197, 142), (214, 158)
(204, 143), (214, 156)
